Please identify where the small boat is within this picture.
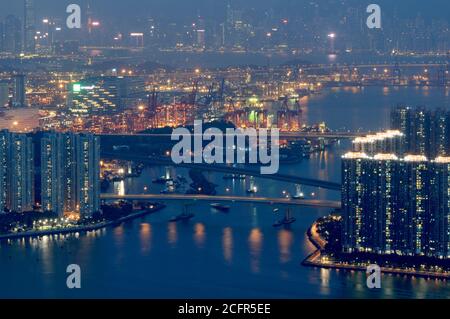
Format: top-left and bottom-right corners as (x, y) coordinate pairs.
(273, 217), (297, 227)
(169, 213), (195, 222)
(272, 209), (296, 227)
(210, 203), (230, 212)
(272, 220), (284, 227)
(273, 208), (279, 213)
(291, 193), (305, 200)
(169, 205), (194, 222)
(247, 186), (258, 194)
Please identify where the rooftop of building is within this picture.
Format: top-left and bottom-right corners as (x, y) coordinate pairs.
(434, 156), (450, 164)
(403, 154), (428, 162)
(352, 130), (404, 144)
(342, 152), (445, 163)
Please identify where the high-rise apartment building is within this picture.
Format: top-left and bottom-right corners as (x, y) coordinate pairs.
(0, 131), (8, 211)
(352, 130), (405, 156)
(5, 131), (34, 213)
(40, 132), (100, 218)
(13, 74), (26, 108)
(391, 106), (450, 158)
(431, 157), (450, 258)
(342, 152), (450, 259)
(432, 109), (450, 157)
(75, 133), (100, 218)
(0, 131), (100, 217)
(40, 132), (65, 215)
(412, 107), (432, 157)
(24, 0), (36, 53)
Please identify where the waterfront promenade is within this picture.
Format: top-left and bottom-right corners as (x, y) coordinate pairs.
(303, 221), (450, 280)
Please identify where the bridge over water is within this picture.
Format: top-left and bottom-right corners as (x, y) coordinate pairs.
(101, 194), (341, 209)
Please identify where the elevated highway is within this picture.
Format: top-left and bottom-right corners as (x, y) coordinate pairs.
(101, 194), (341, 209)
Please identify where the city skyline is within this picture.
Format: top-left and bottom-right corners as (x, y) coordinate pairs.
(2, 1), (450, 54)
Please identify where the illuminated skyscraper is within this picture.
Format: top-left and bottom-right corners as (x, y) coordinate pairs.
(341, 152), (370, 253)
(432, 109), (450, 157)
(0, 131), (34, 213)
(0, 131), (8, 211)
(352, 130), (404, 156)
(196, 17), (206, 49)
(7, 132), (34, 213)
(341, 152), (449, 258)
(62, 133), (77, 214)
(75, 134), (100, 218)
(40, 132), (100, 218)
(412, 107), (431, 157)
(401, 155), (431, 256)
(24, 0), (36, 53)
(13, 74), (26, 108)
(342, 153), (400, 254)
(431, 157), (450, 258)
(391, 106), (450, 158)
(40, 132), (65, 215)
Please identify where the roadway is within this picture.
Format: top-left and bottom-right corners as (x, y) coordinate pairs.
(101, 193), (341, 209)
(101, 152), (342, 191)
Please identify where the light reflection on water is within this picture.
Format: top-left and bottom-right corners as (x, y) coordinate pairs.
(320, 268), (331, 295)
(168, 222), (177, 246)
(194, 223), (206, 248)
(140, 223), (152, 254)
(277, 229), (293, 264)
(248, 228), (263, 274)
(222, 227), (233, 264)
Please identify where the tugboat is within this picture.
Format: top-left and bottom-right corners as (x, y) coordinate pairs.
(210, 203), (230, 212)
(169, 204), (195, 222)
(291, 192), (304, 200)
(291, 185), (305, 199)
(273, 208), (296, 227)
(246, 186), (258, 194)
